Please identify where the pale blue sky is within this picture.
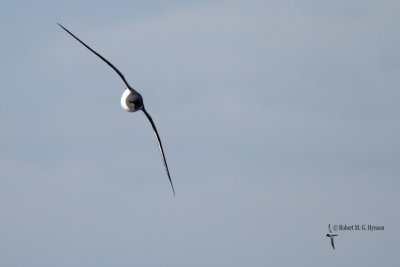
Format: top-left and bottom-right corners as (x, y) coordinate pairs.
(1, 0), (399, 266)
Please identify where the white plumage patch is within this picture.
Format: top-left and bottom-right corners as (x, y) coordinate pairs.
(120, 88), (135, 112)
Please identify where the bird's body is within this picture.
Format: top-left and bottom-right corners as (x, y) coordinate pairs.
(121, 88), (143, 112)
(58, 23), (175, 195)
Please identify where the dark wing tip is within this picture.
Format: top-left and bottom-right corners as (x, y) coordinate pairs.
(57, 22), (66, 30)
(171, 183), (176, 196)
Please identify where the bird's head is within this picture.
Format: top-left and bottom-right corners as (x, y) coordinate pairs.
(326, 234), (330, 237)
(121, 88), (143, 112)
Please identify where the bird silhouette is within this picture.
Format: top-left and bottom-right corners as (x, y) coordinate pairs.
(58, 23), (175, 195)
(326, 224), (338, 250)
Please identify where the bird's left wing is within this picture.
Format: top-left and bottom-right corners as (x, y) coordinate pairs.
(142, 108), (175, 195)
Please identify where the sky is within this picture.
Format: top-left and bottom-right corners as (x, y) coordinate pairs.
(1, 0), (399, 266)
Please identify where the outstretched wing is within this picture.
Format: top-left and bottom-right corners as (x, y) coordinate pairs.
(331, 237), (335, 250)
(142, 108), (175, 195)
(58, 23), (136, 92)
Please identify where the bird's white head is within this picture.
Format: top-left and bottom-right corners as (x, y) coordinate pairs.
(121, 88), (143, 112)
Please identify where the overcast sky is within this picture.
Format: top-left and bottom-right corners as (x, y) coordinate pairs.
(1, 0), (399, 266)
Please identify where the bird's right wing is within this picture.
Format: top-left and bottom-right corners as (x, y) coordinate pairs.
(58, 23), (136, 93)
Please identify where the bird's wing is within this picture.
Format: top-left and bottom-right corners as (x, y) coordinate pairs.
(142, 108), (175, 195)
(58, 23), (136, 92)
(328, 224), (332, 233)
(331, 237), (335, 250)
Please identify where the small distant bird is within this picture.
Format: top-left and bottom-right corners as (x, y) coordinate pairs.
(326, 224), (338, 250)
(58, 23), (175, 195)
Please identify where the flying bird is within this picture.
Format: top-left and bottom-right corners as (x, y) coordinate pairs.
(326, 224), (338, 250)
(58, 23), (175, 195)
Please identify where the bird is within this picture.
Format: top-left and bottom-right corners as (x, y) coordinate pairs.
(58, 23), (175, 195)
(326, 224), (338, 250)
